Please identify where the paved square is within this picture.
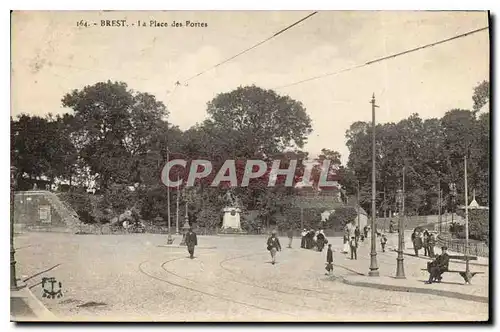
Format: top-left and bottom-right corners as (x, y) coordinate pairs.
(14, 232), (488, 321)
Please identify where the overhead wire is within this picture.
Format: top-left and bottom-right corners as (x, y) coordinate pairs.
(274, 26), (489, 90)
(165, 11), (318, 110)
(23, 12), (320, 106)
(182, 11), (318, 84)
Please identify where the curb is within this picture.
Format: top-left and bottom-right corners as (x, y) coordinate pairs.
(340, 277), (488, 304)
(393, 249), (489, 267)
(11, 285), (58, 322)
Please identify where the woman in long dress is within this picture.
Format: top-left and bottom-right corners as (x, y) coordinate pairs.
(316, 230), (326, 252)
(342, 230), (350, 253)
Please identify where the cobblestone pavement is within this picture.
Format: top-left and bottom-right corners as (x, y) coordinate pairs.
(338, 232), (488, 295)
(14, 232), (489, 322)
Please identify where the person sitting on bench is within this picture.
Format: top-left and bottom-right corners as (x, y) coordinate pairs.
(425, 246), (450, 284)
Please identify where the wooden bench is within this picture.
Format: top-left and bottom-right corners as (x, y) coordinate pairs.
(449, 255), (478, 261)
(421, 255), (484, 284)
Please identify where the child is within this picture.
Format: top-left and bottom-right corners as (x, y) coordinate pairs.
(349, 236), (358, 260)
(380, 234), (387, 252)
(325, 244), (333, 275)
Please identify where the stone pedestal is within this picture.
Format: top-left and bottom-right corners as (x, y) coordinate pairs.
(221, 207), (242, 232)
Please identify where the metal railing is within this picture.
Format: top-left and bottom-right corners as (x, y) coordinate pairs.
(436, 234), (489, 257)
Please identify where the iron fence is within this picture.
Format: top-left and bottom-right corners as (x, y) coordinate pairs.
(436, 234), (489, 257)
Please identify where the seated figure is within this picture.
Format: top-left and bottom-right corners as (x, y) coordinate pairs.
(425, 246), (450, 284)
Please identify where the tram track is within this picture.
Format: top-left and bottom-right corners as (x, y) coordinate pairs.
(140, 244), (462, 317)
(217, 252), (404, 308)
(137, 257), (295, 318)
(159, 254), (338, 315)
(155, 251), (402, 314)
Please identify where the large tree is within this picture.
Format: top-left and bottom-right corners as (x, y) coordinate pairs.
(205, 85), (312, 158)
(11, 113), (77, 186)
(61, 81), (169, 190)
(343, 81), (490, 216)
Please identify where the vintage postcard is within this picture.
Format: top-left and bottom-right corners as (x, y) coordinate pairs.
(10, 10), (490, 322)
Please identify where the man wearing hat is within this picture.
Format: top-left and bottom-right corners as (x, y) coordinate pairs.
(425, 246), (450, 284)
(185, 227), (198, 259)
(300, 229), (307, 248)
(267, 230), (282, 265)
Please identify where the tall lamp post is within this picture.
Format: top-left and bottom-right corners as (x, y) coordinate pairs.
(11, 166), (24, 290)
(438, 180), (442, 233)
(369, 93), (379, 276)
(395, 167), (406, 278)
(357, 180), (360, 228)
(449, 182), (457, 230)
(176, 173), (180, 235)
(166, 148), (173, 244)
(179, 187), (191, 246)
(464, 156), (471, 280)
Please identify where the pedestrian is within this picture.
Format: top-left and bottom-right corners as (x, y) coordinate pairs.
(349, 236), (358, 260)
(355, 226), (360, 243)
(389, 220), (395, 233)
(311, 229), (317, 249)
(306, 229), (315, 249)
(325, 244), (333, 275)
(428, 233), (436, 258)
(411, 229), (422, 256)
(342, 231), (349, 253)
(423, 230), (430, 256)
(363, 225), (368, 239)
(346, 221), (356, 238)
(316, 229), (326, 252)
(425, 246), (450, 284)
(267, 230), (282, 265)
(300, 229), (307, 248)
(185, 228), (198, 259)
(380, 234), (387, 252)
(287, 227), (294, 248)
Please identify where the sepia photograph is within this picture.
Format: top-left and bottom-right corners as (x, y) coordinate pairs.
(9, 10), (490, 322)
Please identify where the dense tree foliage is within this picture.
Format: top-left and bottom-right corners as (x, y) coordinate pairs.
(11, 80), (489, 238)
(342, 81), (490, 218)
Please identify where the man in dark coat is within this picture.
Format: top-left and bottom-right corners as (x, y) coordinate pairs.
(389, 220), (395, 233)
(325, 244), (333, 275)
(349, 236), (358, 260)
(309, 229), (316, 249)
(428, 233), (436, 258)
(425, 246), (450, 284)
(185, 228), (198, 259)
(267, 230), (282, 265)
(305, 229), (314, 249)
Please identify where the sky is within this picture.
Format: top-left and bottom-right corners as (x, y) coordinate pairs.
(11, 11), (489, 164)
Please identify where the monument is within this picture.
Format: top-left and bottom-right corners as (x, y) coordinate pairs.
(220, 190), (245, 234)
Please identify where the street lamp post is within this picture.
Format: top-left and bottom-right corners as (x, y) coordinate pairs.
(449, 182), (457, 231)
(11, 166), (24, 291)
(166, 149), (173, 244)
(438, 180), (442, 233)
(464, 156), (471, 280)
(395, 166), (406, 279)
(180, 187), (191, 246)
(369, 93), (379, 277)
(357, 180), (360, 228)
(176, 173), (180, 235)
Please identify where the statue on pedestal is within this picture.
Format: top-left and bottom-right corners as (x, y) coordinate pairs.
(223, 189), (240, 208)
(220, 189), (244, 233)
